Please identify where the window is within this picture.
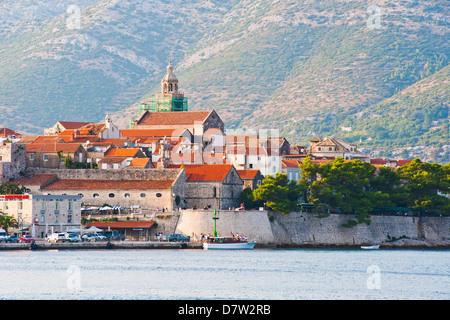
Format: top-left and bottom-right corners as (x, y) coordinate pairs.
(68, 201), (73, 211)
(156, 193), (162, 198)
(40, 213), (45, 224)
(109, 193), (115, 198)
(212, 187), (217, 198)
(329, 147), (332, 151)
(30, 154), (34, 160)
(78, 193), (84, 198)
(93, 193), (99, 198)
(124, 193), (131, 198)
(43, 155), (49, 161)
(140, 193), (146, 198)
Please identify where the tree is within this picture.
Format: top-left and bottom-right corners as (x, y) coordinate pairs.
(0, 183), (26, 195)
(396, 159), (450, 215)
(0, 214), (18, 232)
(253, 173), (302, 214)
(239, 187), (263, 210)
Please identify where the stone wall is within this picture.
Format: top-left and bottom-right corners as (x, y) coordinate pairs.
(175, 209), (275, 243)
(170, 210), (450, 247)
(26, 167), (184, 181)
(0, 142), (26, 183)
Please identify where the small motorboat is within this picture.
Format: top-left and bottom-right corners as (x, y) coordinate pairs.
(203, 237), (256, 250)
(361, 245), (380, 250)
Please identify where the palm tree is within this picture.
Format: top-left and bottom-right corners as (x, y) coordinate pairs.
(0, 213), (19, 233)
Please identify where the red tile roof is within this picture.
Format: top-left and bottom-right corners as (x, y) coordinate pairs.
(26, 143), (82, 153)
(121, 129), (188, 138)
(237, 170), (260, 180)
(128, 158), (151, 168)
(58, 121), (92, 130)
(87, 221), (155, 229)
(105, 148), (140, 157)
(137, 111), (212, 126)
(370, 159), (389, 166)
(12, 174), (57, 186)
(0, 127), (22, 137)
(43, 179), (174, 190)
(396, 160), (413, 167)
(282, 159), (300, 168)
(168, 164), (234, 182)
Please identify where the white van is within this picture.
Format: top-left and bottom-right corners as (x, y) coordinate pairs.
(0, 229), (8, 241)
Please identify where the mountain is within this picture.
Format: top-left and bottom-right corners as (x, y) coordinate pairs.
(0, 0), (448, 159)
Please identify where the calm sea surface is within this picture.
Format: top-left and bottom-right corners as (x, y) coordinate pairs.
(0, 248), (448, 300)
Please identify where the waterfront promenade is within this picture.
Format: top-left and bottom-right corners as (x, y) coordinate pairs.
(0, 240), (203, 251)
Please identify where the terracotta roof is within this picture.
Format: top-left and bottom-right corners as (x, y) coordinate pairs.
(128, 158), (151, 167)
(58, 129), (92, 137)
(79, 123), (106, 135)
(105, 148), (140, 157)
(98, 157), (126, 164)
(30, 136), (65, 144)
(282, 159), (300, 168)
(58, 121), (91, 130)
(93, 139), (129, 146)
(203, 128), (223, 136)
(237, 170), (260, 179)
(136, 111), (212, 126)
(370, 159), (389, 165)
(396, 160), (413, 167)
(43, 179), (174, 190)
(87, 221), (155, 229)
(121, 129), (189, 138)
(26, 143), (82, 153)
(18, 136), (39, 144)
(0, 127), (22, 137)
(168, 164), (234, 181)
(12, 174), (57, 186)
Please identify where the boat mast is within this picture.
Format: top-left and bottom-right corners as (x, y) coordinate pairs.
(213, 209), (219, 237)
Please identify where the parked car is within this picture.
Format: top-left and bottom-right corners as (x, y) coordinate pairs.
(64, 233), (80, 242)
(102, 231), (125, 241)
(5, 235), (19, 243)
(82, 233), (107, 242)
(47, 233), (67, 243)
(19, 235), (35, 243)
(164, 234), (190, 242)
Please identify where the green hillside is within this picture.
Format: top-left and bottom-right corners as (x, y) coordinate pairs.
(0, 0), (448, 155)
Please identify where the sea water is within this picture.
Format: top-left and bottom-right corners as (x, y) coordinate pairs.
(0, 248), (448, 300)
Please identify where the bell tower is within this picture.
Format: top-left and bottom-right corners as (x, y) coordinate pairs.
(161, 61), (179, 95)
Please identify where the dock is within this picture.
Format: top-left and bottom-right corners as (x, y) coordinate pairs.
(0, 241), (203, 250)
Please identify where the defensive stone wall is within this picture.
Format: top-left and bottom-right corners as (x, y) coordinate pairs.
(169, 210), (450, 248)
(26, 167), (184, 181)
(175, 209), (276, 243)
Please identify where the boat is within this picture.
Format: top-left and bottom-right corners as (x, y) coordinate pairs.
(203, 209), (256, 250)
(361, 245), (380, 250)
(203, 237), (256, 250)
